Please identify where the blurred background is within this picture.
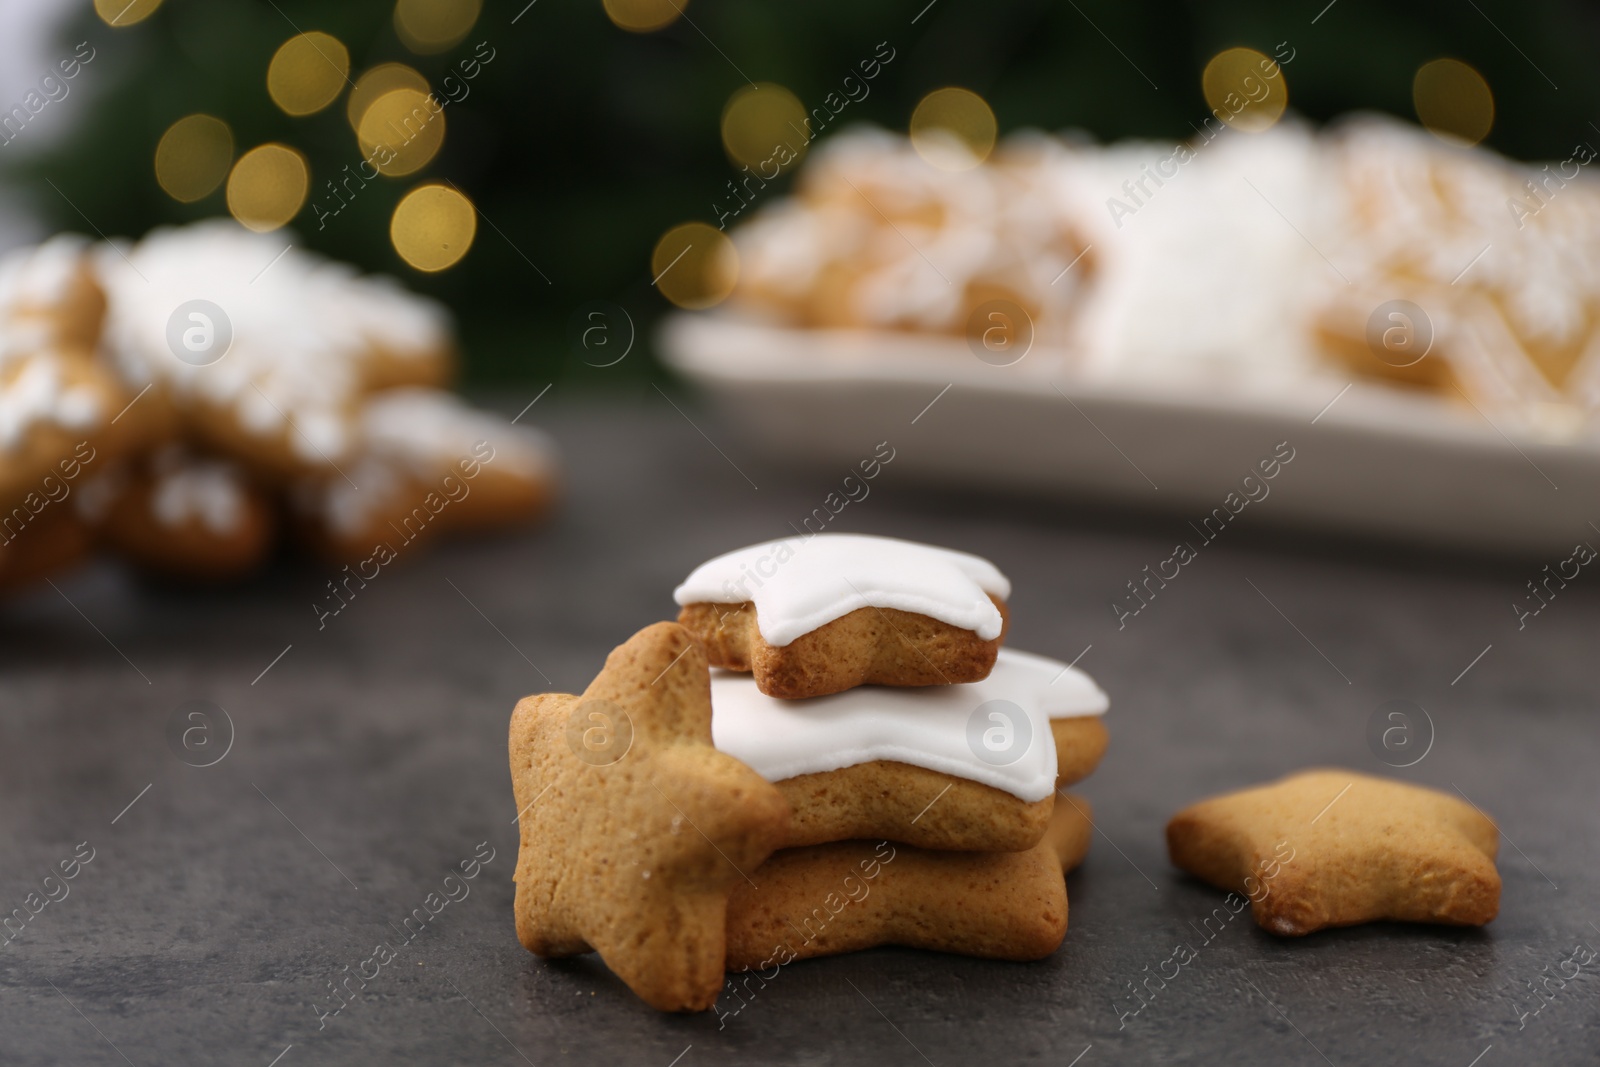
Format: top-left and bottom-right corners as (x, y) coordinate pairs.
(4, 0), (1599, 385)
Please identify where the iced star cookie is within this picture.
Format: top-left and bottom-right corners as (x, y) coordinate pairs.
(1167, 768), (1500, 936)
(0, 234), (106, 351)
(95, 221), (455, 478)
(724, 793), (1092, 973)
(509, 622), (790, 1012)
(713, 647), (1108, 850)
(89, 446), (275, 582)
(357, 388), (559, 533)
(676, 534), (1011, 699)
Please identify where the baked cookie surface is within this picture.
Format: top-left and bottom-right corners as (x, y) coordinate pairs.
(1167, 768), (1500, 936)
(509, 622), (790, 1012)
(725, 793), (1093, 971)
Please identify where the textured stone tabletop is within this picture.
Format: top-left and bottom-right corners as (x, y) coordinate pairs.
(1, 396), (1595, 1066)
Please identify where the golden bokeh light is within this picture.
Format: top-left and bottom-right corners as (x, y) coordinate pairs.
(391, 184), (477, 272)
(267, 32), (351, 117)
(603, 0), (686, 33)
(1413, 58), (1494, 147)
(95, 0), (162, 26)
(721, 83), (809, 170)
(909, 87), (997, 171)
(357, 88), (446, 177)
(347, 63), (430, 133)
(652, 222), (738, 310)
(1202, 47), (1288, 133)
(394, 0), (483, 54)
(155, 114), (234, 204)
(226, 144), (310, 233)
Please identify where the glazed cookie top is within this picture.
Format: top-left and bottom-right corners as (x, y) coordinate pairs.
(95, 220), (451, 466)
(710, 647), (1106, 801)
(673, 533), (1011, 646)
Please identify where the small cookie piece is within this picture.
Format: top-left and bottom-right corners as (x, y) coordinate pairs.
(713, 647), (1109, 850)
(509, 622), (791, 1012)
(358, 388), (558, 533)
(676, 534), (1011, 698)
(724, 794), (1093, 971)
(1167, 768), (1500, 936)
(92, 446), (275, 582)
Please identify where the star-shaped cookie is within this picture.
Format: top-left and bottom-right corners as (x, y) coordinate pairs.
(1166, 768), (1500, 936)
(509, 622), (791, 1011)
(725, 793), (1094, 971)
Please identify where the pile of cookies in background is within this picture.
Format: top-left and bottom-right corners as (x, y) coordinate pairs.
(509, 534), (1110, 1012)
(0, 220), (557, 593)
(727, 115), (1600, 437)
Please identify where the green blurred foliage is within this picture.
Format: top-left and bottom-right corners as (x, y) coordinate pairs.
(10, 0), (1599, 386)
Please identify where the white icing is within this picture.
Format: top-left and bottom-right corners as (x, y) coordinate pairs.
(673, 533), (1010, 646)
(0, 234), (91, 311)
(0, 353), (102, 452)
(149, 450), (247, 534)
(710, 648), (1107, 801)
(94, 220), (452, 464)
(360, 388), (556, 478)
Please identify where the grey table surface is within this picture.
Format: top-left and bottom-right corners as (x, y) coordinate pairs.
(1, 394), (1597, 1067)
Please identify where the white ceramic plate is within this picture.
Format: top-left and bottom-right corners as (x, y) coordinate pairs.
(660, 314), (1598, 556)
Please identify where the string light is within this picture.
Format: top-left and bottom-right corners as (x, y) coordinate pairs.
(721, 84), (809, 171)
(602, 0), (685, 33)
(226, 144), (309, 232)
(391, 184), (477, 271)
(357, 88), (446, 177)
(155, 114), (233, 203)
(95, 0), (162, 27)
(910, 88), (996, 171)
(1413, 58), (1494, 147)
(347, 63), (430, 133)
(1202, 47), (1288, 133)
(652, 222), (738, 309)
(394, 0), (483, 55)
(267, 32), (350, 118)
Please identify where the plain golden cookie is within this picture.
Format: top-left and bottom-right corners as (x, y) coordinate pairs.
(1166, 767), (1500, 936)
(725, 793), (1093, 972)
(509, 622), (791, 1012)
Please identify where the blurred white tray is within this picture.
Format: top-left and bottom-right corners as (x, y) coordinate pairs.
(659, 314), (1600, 555)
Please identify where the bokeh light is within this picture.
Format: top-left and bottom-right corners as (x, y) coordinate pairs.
(154, 115), (234, 204)
(652, 222), (738, 310)
(721, 83), (809, 171)
(1413, 58), (1495, 147)
(910, 88), (997, 171)
(267, 32), (351, 118)
(391, 184), (477, 272)
(347, 63), (430, 133)
(357, 89), (446, 177)
(602, 0), (686, 33)
(1202, 47), (1288, 133)
(226, 144), (310, 233)
(95, 0), (162, 26)
(394, 0), (483, 55)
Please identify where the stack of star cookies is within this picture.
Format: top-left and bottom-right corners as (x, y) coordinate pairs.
(0, 221), (558, 592)
(507, 533), (1110, 1012)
